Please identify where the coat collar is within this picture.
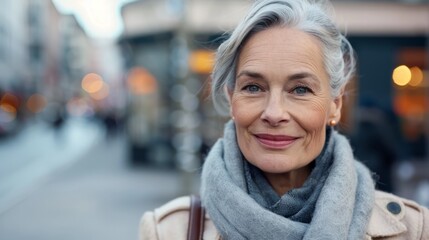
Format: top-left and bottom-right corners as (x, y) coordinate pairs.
(366, 191), (407, 238)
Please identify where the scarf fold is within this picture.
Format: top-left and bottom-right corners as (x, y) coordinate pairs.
(244, 128), (333, 223)
(201, 120), (375, 240)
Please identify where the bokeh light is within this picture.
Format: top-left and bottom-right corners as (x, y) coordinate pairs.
(409, 66), (424, 87)
(189, 50), (214, 74)
(127, 67), (157, 95)
(26, 94), (47, 113)
(392, 65), (412, 86)
(82, 73), (104, 93)
(1, 93), (20, 109)
(90, 83), (110, 100)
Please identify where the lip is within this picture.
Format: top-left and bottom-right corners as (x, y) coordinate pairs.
(254, 133), (298, 149)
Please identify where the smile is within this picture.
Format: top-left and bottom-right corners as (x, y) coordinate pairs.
(254, 134), (298, 149)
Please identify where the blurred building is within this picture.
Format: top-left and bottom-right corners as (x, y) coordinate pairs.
(59, 15), (94, 101)
(0, 0), (29, 92)
(335, 2), (429, 147)
(331, 2), (429, 199)
(27, 0), (63, 121)
(119, 0), (243, 167)
(29, 1), (95, 121)
(0, 0), (96, 135)
(0, 1), (29, 135)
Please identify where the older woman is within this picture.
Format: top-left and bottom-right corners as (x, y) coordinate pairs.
(140, 0), (429, 239)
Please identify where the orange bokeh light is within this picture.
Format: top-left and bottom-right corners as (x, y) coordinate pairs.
(409, 66), (424, 87)
(26, 94), (47, 113)
(392, 65), (411, 86)
(1, 92), (20, 109)
(90, 84), (110, 100)
(82, 73), (104, 93)
(127, 67), (158, 95)
(189, 50), (214, 74)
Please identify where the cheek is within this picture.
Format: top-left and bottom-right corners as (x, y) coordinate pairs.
(301, 110), (326, 130)
(295, 100), (329, 134)
(292, 102), (329, 158)
(231, 97), (262, 125)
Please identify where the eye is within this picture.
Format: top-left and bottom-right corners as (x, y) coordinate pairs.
(292, 86), (312, 95)
(243, 84), (262, 93)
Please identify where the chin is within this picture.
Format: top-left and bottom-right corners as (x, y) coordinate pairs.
(251, 154), (301, 174)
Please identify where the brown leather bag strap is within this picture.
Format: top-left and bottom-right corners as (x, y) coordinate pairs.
(187, 195), (205, 240)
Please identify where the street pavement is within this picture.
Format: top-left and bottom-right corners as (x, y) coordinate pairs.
(0, 118), (102, 214)
(0, 117), (200, 240)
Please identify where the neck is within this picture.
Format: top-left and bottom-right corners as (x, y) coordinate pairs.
(263, 164), (313, 196)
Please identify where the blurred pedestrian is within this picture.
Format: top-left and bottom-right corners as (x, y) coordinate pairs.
(139, 0), (429, 239)
(51, 107), (66, 140)
(102, 111), (118, 137)
(52, 110), (65, 130)
(351, 99), (398, 193)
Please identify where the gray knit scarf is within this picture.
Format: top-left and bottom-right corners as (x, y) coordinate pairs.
(201, 120), (375, 240)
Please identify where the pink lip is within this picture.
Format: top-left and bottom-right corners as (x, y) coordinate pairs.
(254, 134), (298, 149)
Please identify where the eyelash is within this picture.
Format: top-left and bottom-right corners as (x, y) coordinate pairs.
(242, 84), (263, 93)
(291, 85), (313, 95)
(240, 83), (313, 95)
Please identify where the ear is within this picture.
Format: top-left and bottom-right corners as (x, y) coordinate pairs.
(328, 89), (344, 125)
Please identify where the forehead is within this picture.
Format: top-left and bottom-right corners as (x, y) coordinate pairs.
(237, 27), (326, 77)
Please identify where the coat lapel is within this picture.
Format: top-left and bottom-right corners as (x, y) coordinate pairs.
(366, 192), (407, 238)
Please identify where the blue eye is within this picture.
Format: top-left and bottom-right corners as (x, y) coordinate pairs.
(243, 84), (261, 93)
(293, 86), (311, 95)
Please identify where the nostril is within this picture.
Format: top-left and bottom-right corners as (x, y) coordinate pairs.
(260, 94), (289, 126)
(261, 108), (288, 126)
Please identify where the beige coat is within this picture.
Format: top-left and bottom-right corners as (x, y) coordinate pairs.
(139, 191), (429, 240)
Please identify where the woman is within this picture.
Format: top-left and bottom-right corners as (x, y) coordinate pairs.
(140, 0), (429, 239)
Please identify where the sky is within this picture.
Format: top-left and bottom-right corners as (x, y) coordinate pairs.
(52, 0), (136, 39)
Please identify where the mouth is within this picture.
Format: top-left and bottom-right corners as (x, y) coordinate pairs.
(254, 133), (298, 149)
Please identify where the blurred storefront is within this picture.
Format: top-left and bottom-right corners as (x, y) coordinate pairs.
(119, 0), (246, 168)
(333, 2), (429, 203)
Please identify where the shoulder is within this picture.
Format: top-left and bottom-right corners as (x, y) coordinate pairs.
(154, 196), (192, 221)
(139, 196), (191, 240)
(366, 190), (429, 240)
(139, 196), (221, 240)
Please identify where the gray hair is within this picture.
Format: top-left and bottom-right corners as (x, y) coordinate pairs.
(211, 0), (356, 115)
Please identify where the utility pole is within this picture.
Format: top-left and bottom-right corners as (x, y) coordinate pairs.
(423, 29), (429, 162)
(170, 0), (202, 195)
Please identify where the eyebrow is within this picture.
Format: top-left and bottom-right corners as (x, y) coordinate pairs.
(236, 70), (264, 80)
(289, 72), (320, 82)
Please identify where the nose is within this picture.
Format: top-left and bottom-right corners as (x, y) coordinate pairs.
(260, 92), (290, 126)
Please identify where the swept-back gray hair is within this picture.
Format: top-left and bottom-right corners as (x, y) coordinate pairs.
(211, 0), (356, 114)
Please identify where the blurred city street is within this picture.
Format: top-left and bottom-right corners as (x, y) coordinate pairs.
(0, 118), (197, 240)
(0, 0), (428, 239)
